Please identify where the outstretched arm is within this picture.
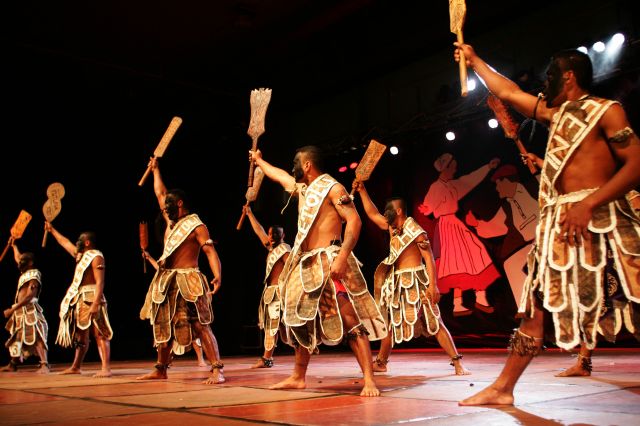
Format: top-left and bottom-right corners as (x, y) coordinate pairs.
(11, 239), (21, 264)
(243, 205), (269, 247)
(455, 42), (553, 124)
(44, 222), (76, 257)
(352, 181), (388, 230)
(249, 149), (296, 191)
(149, 157), (168, 212)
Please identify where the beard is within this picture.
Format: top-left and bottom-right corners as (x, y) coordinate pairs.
(165, 205), (179, 222)
(292, 166), (304, 183)
(384, 209), (397, 226)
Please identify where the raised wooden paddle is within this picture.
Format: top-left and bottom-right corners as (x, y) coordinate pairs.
(349, 139), (387, 196)
(487, 94), (537, 174)
(246, 88), (272, 188)
(0, 210), (32, 263)
(42, 182), (65, 247)
(449, 0), (468, 97)
(236, 167), (265, 230)
(138, 116), (183, 186)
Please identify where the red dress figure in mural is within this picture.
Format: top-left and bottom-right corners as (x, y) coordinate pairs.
(418, 153), (501, 316)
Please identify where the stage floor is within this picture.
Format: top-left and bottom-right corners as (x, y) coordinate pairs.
(1, 348), (639, 425)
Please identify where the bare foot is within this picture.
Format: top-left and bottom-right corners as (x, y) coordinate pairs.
(0, 363), (17, 372)
(36, 364), (50, 374)
(203, 369), (225, 384)
(60, 367), (82, 375)
(269, 375), (306, 390)
(93, 369), (112, 378)
(136, 368), (167, 380)
(459, 385), (514, 406)
(360, 379), (380, 397)
(372, 361), (387, 373)
(555, 364), (591, 377)
(251, 357), (273, 369)
(453, 362), (471, 376)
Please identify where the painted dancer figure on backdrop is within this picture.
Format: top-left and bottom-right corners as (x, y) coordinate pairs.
(418, 152), (501, 316)
(454, 42), (640, 406)
(142, 250), (208, 367)
(352, 181), (470, 375)
(242, 205), (291, 369)
(249, 145), (387, 397)
(138, 157), (225, 384)
(1, 241), (49, 373)
(45, 223), (113, 377)
(465, 164), (539, 310)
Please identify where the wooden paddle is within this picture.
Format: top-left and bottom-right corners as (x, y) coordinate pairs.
(0, 210), (32, 263)
(42, 182), (65, 247)
(349, 139), (387, 196)
(486, 94), (537, 174)
(236, 167), (265, 230)
(246, 88), (272, 187)
(139, 221), (149, 273)
(449, 0), (468, 97)
(138, 116), (183, 186)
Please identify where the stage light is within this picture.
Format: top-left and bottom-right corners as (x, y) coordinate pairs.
(467, 78), (477, 91)
(349, 162), (358, 169)
(390, 146), (399, 155)
(593, 41), (605, 53)
(338, 166), (347, 173)
(488, 118), (498, 129)
(445, 131), (456, 141)
(577, 46), (588, 54)
(607, 33), (625, 53)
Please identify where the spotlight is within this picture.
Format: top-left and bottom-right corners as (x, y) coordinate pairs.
(488, 118), (498, 129)
(445, 131), (456, 141)
(607, 33), (625, 53)
(338, 166), (347, 173)
(592, 41), (605, 53)
(390, 146), (399, 155)
(577, 46), (588, 54)
(349, 162), (358, 169)
(467, 79), (477, 91)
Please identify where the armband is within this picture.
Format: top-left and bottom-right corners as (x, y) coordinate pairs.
(417, 240), (431, 250)
(337, 195), (354, 205)
(608, 127), (634, 144)
(96, 264), (105, 270)
(201, 239), (214, 248)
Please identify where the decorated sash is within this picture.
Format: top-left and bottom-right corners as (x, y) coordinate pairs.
(264, 242), (291, 284)
(158, 213), (204, 264)
(56, 249), (102, 347)
(16, 269), (42, 302)
(538, 96), (616, 209)
(279, 174), (338, 286)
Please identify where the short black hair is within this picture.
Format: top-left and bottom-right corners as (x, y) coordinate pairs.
(296, 145), (326, 172)
(551, 49), (593, 90)
(167, 188), (191, 209)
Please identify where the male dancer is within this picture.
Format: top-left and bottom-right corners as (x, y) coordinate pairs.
(249, 145), (387, 397)
(138, 157), (224, 384)
(353, 182), (469, 375)
(454, 42), (640, 405)
(242, 205), (290, 369)
(1, 241), (49, 373)
(45, 223), (113, 377)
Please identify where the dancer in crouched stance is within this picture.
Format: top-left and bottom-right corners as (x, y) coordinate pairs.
(353, 182), (469, 376)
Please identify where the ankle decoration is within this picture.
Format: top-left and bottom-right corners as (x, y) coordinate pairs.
(449, 354), (463, 366)
(154, 363), (170, 372)
(508, 328), (543, 357)
(39, 361), (49, 368)
(374, 357), (388, 367)
(210, 361), (224, 371)
(260, 357), (274, 368)
(578, 354), (593, 373)
(346, 324), (368, 340)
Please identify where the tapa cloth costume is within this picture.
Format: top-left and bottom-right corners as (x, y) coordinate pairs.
(5, 269), (48, 358)
(56, 250), (113, 348)
(421, 162), (500, 293)
(258, 242), (291, 351)
(279, 174), (387, 352)
(520, 96), (640, 350)
(373, 218), (441, 345)
(140, 213), (213, 355)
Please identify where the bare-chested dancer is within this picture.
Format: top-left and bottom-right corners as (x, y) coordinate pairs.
(138, 157), (224, 384)
(249, 145), (387, 397)
(454, 42), (640, 406)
